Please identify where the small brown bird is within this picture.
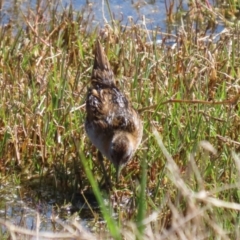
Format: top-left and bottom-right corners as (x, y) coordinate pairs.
(85, 40), (143, 183)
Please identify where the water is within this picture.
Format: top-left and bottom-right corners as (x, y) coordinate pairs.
(1, 0), (190, 31)
(0, 0), (224, 43)
(0, 181), (101, 234)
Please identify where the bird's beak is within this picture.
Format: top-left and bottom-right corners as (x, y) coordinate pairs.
(115, 164), (123, 183)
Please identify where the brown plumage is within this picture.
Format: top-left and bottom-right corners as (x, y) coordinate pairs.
(85, 40), (143, 182)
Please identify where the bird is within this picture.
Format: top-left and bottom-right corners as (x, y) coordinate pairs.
(85, 39), (143, 184)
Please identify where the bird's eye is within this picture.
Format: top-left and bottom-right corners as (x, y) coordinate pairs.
(122, 155), (131, 165)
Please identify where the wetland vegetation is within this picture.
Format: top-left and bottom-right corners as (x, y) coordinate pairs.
(0, 0), (240, 239)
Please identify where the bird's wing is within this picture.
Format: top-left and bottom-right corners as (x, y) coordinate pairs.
(86, 85), (138, 134)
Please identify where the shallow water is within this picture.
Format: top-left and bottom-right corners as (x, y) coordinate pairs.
(2, 0), (179, 31)
(1, 0), (224, 47)
(0, 180), (102, 234)
(2, 0), (219, 31)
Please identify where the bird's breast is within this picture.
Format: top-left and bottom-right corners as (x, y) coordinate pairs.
(85, 120), (112, 160)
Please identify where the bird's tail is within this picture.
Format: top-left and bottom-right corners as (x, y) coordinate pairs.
(91, 40), (115, 86)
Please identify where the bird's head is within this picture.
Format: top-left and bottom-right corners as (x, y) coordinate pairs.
(109, 133), (134, 182)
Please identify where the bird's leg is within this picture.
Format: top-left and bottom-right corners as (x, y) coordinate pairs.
(97, 150), (112, 189)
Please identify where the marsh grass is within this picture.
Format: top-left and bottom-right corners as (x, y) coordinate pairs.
(0, 0), (240, 239)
